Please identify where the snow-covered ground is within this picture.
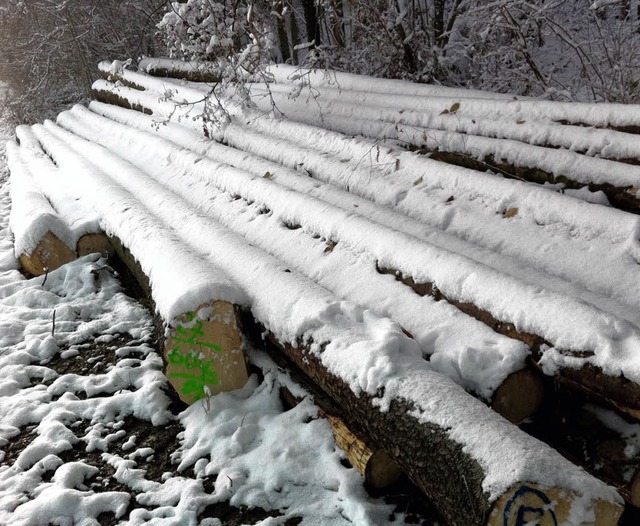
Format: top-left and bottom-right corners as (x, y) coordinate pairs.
(0, 120), (437, 525)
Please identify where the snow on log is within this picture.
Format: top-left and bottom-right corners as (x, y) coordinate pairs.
(13, 126), (111, 259)
(6, 140), (77, 275)
(137, 57), (222, 83)
(54, 101), (640, 425)
(26, 123), (250, 403)
(264, 63), (518, 101)
(261, 67), (640, 161)
(247, 84), (640, 212)
(56, 104), (545, 421)
(86, 99), (640, 295)
(29, 120), (625, 526)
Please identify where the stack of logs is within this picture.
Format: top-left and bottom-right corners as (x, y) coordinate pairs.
(11, 58), (640, 526)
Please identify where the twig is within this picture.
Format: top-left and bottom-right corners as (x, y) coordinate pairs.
(51, 309), (56, 337)
(42, 266), (49, 287)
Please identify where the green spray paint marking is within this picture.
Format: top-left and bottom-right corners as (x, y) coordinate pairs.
(168, 312), (222, 399)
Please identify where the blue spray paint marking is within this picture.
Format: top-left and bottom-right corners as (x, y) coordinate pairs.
(503, 485), (558, 526)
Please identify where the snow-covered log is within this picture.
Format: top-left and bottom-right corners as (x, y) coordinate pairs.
(26, 123), (250, 404)
(6, 140), (77, 275)
(137, 57), (222, 83)
(266, 336), (623, 526)
(12, 126), (112, 260)
(72, 77), (640, 430)
(103, 64), (640, 211)
(247, 84), (640, 213)
(263, 64), (640, 132)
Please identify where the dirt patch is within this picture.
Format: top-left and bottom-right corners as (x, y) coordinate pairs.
(0, 424), (38, 467)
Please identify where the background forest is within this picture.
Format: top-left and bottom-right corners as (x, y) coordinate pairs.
(0, 0), (639, 125)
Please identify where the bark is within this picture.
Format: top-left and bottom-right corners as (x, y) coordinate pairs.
(76, 233), (113, 258)
(300, 0), (321, 45)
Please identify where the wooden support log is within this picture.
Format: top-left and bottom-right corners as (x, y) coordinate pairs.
(19, 231), (76, 276)
(267, 334), (623, 526)
(324, 412), (403, 489)
(375, 264), (640, 424)
(279, 384), (402, 489)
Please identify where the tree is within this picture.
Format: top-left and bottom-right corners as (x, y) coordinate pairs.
(158, 0), (640, 103)
(0, 0), (166, 124)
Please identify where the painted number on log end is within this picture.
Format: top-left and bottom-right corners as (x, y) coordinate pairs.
(503, 486), (558, 526)
(168, 313), (222, 400)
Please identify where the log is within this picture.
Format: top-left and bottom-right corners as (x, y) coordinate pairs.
(266, 334), (623, 526)
(164, 301), (248, 405)
(45, 102), (622, 522)
(136, 58), (223, 83)
(90, 87), (153, 116)
(324, 412), (402, 489)
(490, 368), (545, 424)
(415, 147), (640, 215)
(19, 231), (77, 276)
(76, 233), (113, 258)
(108, 236), (248, 405)
(376, 263), (640, 424)
(487, 484), (621, 526)
(279, 384), (402, 489)
(58, 104), (544, 422)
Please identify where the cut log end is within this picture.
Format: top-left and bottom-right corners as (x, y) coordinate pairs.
(325, 413), (402, 489)
(19, 231), (76, 276)
(491, 368), (545, 423)
(164, 300), (248, 405)
(487, 483), (623, 526)
(76, 233), (114, 257)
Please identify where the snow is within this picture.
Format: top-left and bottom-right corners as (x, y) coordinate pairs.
(21, 122), (247, 323)
(6, 139), (75, 257)
(263, 63), (520, 101)
(58, 102), (529, 401)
